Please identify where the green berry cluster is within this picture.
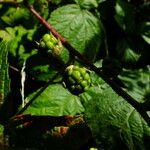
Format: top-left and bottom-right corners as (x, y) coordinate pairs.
(64, 65), (91, 95)
(39, 33), (61, 56)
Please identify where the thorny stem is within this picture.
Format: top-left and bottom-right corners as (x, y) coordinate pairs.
(28, 5), (150, 126)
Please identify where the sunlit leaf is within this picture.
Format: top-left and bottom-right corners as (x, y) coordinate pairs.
(24, 84), (84, 116)
(48, 4), (103, 62)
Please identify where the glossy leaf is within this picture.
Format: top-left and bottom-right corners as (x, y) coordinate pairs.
(48, 4), (103, 62)
(23, 84), (84, 116)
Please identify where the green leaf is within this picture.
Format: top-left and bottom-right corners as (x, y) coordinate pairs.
(23, 0), (35, 5)
(4, 26), (27, 58)
(115, 0), (136, 34)
(1, 7), (29, 26)
(23, 84), (84, 116)
(51, 0), (62, 4)
(75, 0), (98, 9)
(80, 82), (150, 150)
(0, 41), (10, 105)
(142, 35), (150, 44)
(116, 38), (141, 68)
(97, 0), (106, 3)
(140, 22), (150, 44)
(0, 124), (4, 139)
(0, 30), (12, 41)
(48, 4), (103, 62)
(1, 26), (37, 65)
(0, 41), (11, 124)
(119, 66), (150, 103)
(26, 54), (59, 82)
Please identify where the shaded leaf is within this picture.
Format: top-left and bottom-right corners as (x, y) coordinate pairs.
(140, 22), (150, 44)
(26, 54), (58, 82)
(80, 81), (150, 150)
(116, 38), (141, 68)
(75, 0), (98, 9)
(119, 66), (150, 103)
(114, 0), (136, 34)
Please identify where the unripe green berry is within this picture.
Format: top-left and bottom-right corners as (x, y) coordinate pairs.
(42, 34), (51, 42)
(46, 41), (55, 49)
(50, 35), (58, 44)
(81, 80), (88, 88)
(78, 68), (86, 76)
(84, 86), (89, 91)
(72, 71), (81, 81)
(83, 73), (90, 80)
(73, 66), (79, 70)
(64, 65), (91, 95)
(39, 33), (70, 64)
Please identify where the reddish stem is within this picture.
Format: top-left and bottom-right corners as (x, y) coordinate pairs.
(8, 114), (84, 128)
(30, 5), (66, 43)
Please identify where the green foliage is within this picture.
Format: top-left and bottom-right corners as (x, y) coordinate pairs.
(23, 84), (84, 116)
(48, 4), (103, 62)
(116, 38), (141, 68)
(0, 124), (4, 142)
(0, 41), (11, 124)
(0, 124), (4, 134)
(0, 41), (10, 99)
(25, 53), (59, 82)
(115, 0), (136, 33)
(0, 0), (150, 149)
(75, 0), (98, 9)
(1, 7), (30, 26)
(80, 81), (150, 150)
(39, 33), (70, 64)
(119, 66), (150, 103)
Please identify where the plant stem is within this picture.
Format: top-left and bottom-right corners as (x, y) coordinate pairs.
(28, 5), (150, 126)
(8, 114), (85, 128)
(0, 0), (20, 6)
